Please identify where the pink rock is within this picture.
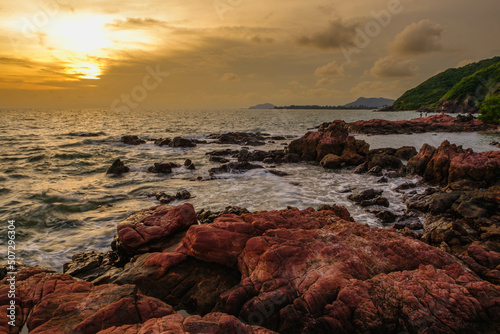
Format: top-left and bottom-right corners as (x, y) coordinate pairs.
(116, 203), (197, 254)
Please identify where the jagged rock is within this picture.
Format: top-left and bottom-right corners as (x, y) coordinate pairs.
(106, 159), (130, 175)
(121, 135), (145, 145)
(348, 189), (383, 203)
(148, 163), (173, 174)
(171, 137), (196, 148)
(154, 138), (172, 147)
(209, 162), (264, 174)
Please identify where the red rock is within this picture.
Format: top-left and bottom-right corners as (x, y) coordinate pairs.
(407, 140), (500, 188)
(219, 218), (500, 333)
(0, 266), (174, 334)
(116, 203), (197, 255)
(179, 207), (348, 268)
(287, 121), (369, 162)
(348, 115), (494, 135)
(96, 312), (277, 334)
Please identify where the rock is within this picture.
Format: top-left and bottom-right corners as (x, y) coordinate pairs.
(267, 170), (289, 177)
(115, 203), (197, 255)
(366, 166), (383, 176)
(197, 206), (251, 224)
(106, 159), (130, 175)
(368, 153), (403, 170)
(348, 189), (383, 203)
(354, 162), (369, 174)
(347, 115), (495, 134)
(0, 266), (175, 334)
(316, 204), (355, 221)
(320, 154), (342, 169)
(393, 215), (423, 230)
(376, 177), (388, 183)
(490, 141), (500, 148)
(121, 135), (145, 145)
(287, 121), (369, 162)
(395, 146), (417, 160)
(394, 182), (417, 191)
(147, 190), (193, 204)
(171, 137), (196, 148)
(205, 149), (240, 157)
(360, 196), (390, 207)
(209, 156), (230, 163)
(407, 140), (500, 188)
(154, 138), (172, 147)
(373, 209), (397, 223)
(207, 132), (268, 145)
(209, 162), (264, 174)
(184, 159), (196, 170)
(63, 250), (125, 282)
(385, 170), (400, 178)
(148, 163), (172, 174)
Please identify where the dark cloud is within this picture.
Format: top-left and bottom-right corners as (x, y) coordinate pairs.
(296, 19), (359, 49)
(390, 20), (445, 55)
(370, 56), (418, 78)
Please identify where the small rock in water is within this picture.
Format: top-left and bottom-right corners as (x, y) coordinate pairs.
(172, 136), (196, 148)
(267, 169), (289, 177)
(154, 138), (172, 147)
(360, 196), (390, 207)
(106, 159), (130, 175)
(121, 135), (145, 145)
(489, 141), (500, 148)
(147, 190), (193, 204)
(367, 165), (383, 176)
(377, 177), (388, 183)
(348, 189), (383, 203)
(372, 210), (397, 223)
(209, 156), (230, 163)
(148, 163), (173, 174)
(184, 159), (196, 170)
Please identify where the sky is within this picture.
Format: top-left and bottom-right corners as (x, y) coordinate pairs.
(0, 0), (499, 109)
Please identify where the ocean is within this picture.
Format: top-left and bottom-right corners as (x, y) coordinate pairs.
(0, 108), (498, 271)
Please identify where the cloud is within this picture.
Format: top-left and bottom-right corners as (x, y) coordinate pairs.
(316, 78), (335, 87)
(369, 56), (419, 78)
(389, 20), (445, 55)
(220, 72), (240, 81)
(107, 17), (169, 29)
(296, 19), (359, 49)
(251, 35), (275, 44)
(314, 61), (345, 77)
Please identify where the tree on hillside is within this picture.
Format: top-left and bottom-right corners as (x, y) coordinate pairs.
(478, 95), (500, 125)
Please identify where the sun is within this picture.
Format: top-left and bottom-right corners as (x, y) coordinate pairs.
(43, 14), (113, 80)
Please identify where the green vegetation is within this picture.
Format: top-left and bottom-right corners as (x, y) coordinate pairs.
(392, 56), (500, 110)
(478, 95), (500, 125)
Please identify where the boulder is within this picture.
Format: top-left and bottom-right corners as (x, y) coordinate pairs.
(115, 203), (197, 255)
(171, 137), (196, 148)
(106, 159), (129, 175)
(148, 163), (172, 174)
(154, 138), (172, 147)
(121, 135), (145, 145)
(209, 162), (264, 174)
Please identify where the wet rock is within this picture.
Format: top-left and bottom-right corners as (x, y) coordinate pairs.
(490, 141), (500, 148)
(63, 250), (126, 282)
(395, 146), (417, 160)
(376, 176), (388, 183)
(394, 182), (417, 192)
(154, 138), (172, 147)
(148, 163), (172, 174)
(207, 132), (269, 145)
(0, 267), (175, 334)
(393, 215), (424, 230)
(209, 162), (264, 174)
(147, 190), (193, 204)
(121, 135), (145, 145)
(106, 159), (130, 175)
(368, 154), (403, 170)
(287, 120), (369, 162)
(171, 137), (196, 148)
(366, 165), (383, 176)
(115, 203), (197, 255)
(347, 115), (495, 134)
(354, 161), (369, 174)
(320, 154), (342, 169)
(209, 156), (230, 163)
(282, 153), (301, 163)
(407, 140), (500, 188)
(348, 189), (383, 203)
(267, 170), (289, 177)
(206, 149), (240, 157)
(316, 204), (354, 221)
(184, 159), (195, 170)
(197, 206), (250, 224)
(385, 170), (400, 178)
(360, 196), (390, 207)
(373, 209), (397, 223)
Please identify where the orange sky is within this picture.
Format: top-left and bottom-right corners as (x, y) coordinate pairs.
(0, 0), (499, 109)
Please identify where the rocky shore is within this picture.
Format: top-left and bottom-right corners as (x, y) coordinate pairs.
(2, 116), (499, 334)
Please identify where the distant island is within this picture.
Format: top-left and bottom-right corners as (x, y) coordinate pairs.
(273, 97), (394, 110)
(249, 103), (276, 109)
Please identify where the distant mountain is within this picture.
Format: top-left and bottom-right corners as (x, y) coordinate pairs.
(249, 103), (275, 109)
(392, 56), (500, 110)
(343, 97), (395, 108)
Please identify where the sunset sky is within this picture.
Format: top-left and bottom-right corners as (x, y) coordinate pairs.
(1, 0), (499, 109)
